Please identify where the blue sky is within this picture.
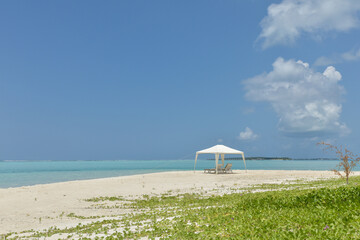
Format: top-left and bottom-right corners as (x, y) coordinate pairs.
(1, 0), (360, 160)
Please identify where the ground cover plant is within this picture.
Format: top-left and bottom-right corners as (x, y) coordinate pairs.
(6, 176), (360, 239)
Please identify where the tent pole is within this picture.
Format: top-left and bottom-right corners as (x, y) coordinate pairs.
(215, 153), (219, 174)
(242, 153), (247, 172)
(194, 153), (198, 173)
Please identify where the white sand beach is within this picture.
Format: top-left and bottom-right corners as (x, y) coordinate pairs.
(1, 170), (358, 235)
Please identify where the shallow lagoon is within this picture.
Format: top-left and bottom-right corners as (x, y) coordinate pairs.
(0, 159), (350, 188)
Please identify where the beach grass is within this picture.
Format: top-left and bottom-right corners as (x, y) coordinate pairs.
(6, 175), (360, 239)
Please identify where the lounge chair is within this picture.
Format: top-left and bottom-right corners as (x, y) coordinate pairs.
(204, 164), (224, 173)
(218, 163), (233, 174)
(204, 168), (215, 173)
(204, 163), (234, 174)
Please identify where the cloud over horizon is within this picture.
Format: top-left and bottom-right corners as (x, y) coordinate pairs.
(238, 127), (258, 140)
(258, 0), (360, 48)
(244, 57), (349, 137)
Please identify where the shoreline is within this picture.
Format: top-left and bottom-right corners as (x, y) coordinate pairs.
(1, 170), (359, 235)
(0, 159), (344, 189)
(0, 168), (341, 190)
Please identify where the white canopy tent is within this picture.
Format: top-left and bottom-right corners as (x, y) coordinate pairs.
(194, 144), (246, 174)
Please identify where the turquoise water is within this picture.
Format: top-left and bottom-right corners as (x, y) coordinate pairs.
(0, 159), (348, 188)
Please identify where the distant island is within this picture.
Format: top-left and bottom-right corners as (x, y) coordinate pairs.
(208, 157), (337, 160)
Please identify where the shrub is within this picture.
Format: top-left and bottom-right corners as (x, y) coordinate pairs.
(318, 142), (360, 184)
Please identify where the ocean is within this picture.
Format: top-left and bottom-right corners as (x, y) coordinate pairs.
(0, 159), (350, 188)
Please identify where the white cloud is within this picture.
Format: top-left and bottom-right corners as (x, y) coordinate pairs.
(217, 138), (223, 143)
(238, 127), (258, 140)
(258, 0), (360, 48)
(244, 57), (349, 137)
(314, 47), (360, 66)
(341, 48), (360, 61)
(314, 56), (338, 66)
(242, 107), (255, 115)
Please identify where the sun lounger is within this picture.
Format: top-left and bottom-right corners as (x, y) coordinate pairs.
(204, 164), (223, 173)
(218, 163), (233, 173)
(204, 163), (232, 174)
(204, 168), (216, 173)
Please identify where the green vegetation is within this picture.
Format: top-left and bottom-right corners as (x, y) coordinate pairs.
(85, 196), (125, 202)
(7, 176), (360, 239)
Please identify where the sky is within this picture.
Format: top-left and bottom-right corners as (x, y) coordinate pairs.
(1, 0), (360, 160)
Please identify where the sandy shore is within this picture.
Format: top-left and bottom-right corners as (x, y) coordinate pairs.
(1, 170), (357, 235)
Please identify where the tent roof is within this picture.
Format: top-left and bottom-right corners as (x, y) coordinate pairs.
(196, 144), (243, 155)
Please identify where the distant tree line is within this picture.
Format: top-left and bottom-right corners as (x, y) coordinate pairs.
(207, 157), (337, 160)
